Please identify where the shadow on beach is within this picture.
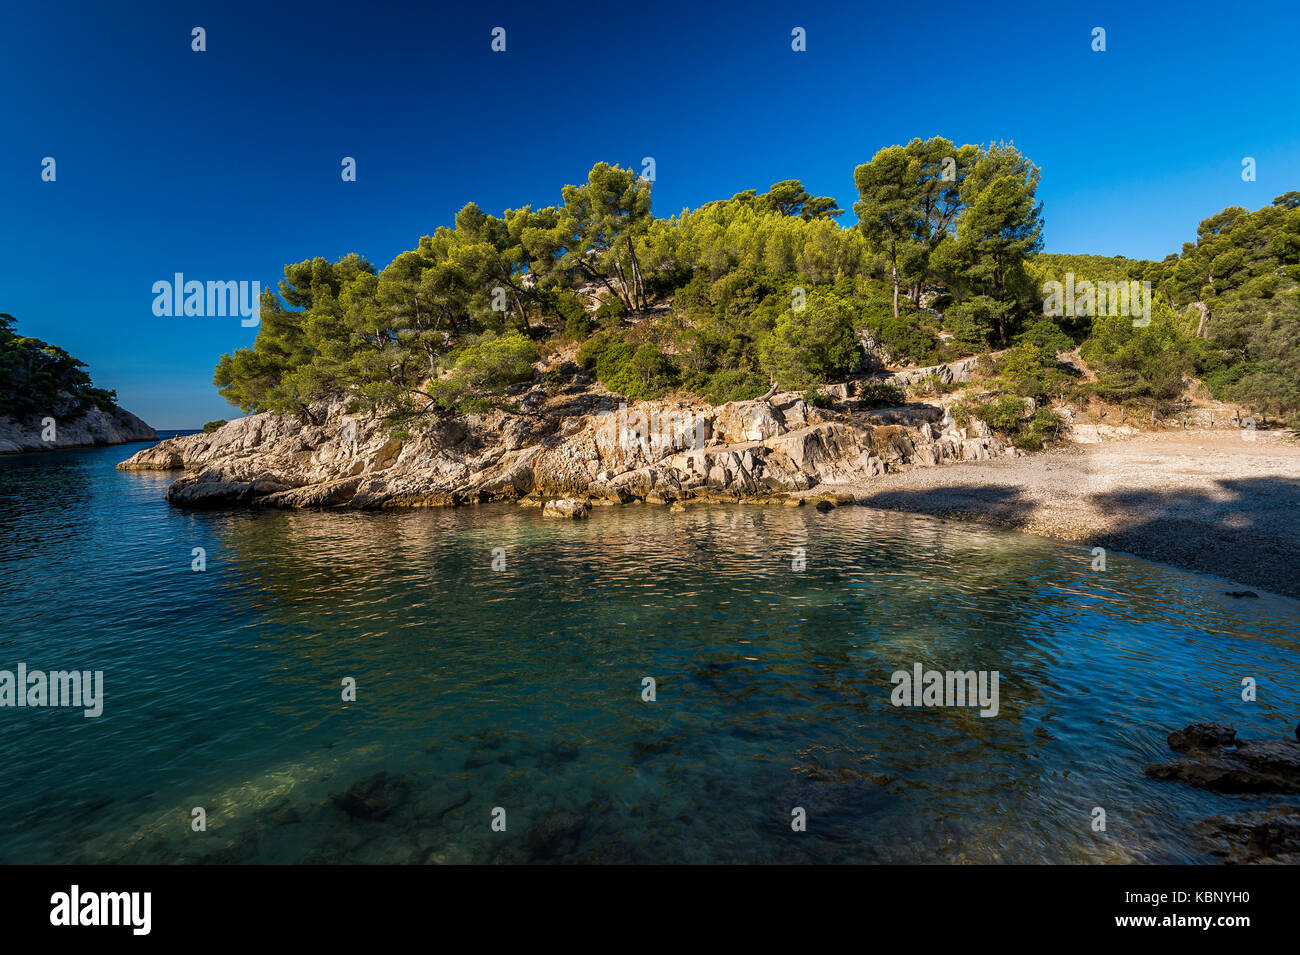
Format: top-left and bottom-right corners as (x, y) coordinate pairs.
(855, 476), (1300, 599)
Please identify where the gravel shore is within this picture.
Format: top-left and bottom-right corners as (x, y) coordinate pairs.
(826, 429), (1300, 599)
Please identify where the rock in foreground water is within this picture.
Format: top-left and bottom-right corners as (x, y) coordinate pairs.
(1147, 723), (1300, 793)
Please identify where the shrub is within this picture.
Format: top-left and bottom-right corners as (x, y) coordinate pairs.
(595, 297), (629, 321)
(945, 296), (1001, 351)
(995, 342), (1062, 401)
(857, 381), (906, 408)
(543, 291), (593, 339)
(685, 369), (769, 404)
(426, 332), (536, 411)
(565, 311), (593, 340)
(1015, 318), (1075, 358)
(202, 419), (227, 433)
(862, 309), (942, 366)
(802, 387), (834, 409)
(956, 394), (1060, 450)
(760, 289), (861, 389)
(577, 332), (677, 399)
(977, 394), (1029, 432)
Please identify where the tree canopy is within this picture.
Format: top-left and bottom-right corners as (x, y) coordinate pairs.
(209, 145), (1300, 428)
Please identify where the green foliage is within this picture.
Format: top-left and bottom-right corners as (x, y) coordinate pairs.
(945, 144), (1044, 343)
(728, 180), (844, 221)
(685, 369), (769, 404)
(802, 388), (834, 409)
(944, 296), (999, 350)
(1014, 318), (1075, 358)
(857, 381), (907, 408)
(204, 153), (1298, 433)
(1080, 301), (1198, 405)
(760, 288), (862, 389)
(975, 394), (1029, 431)
(993, 343), (1063, 402)
(202, 419), (228, 433)
(957, 395), (1059, 450)
(854, 137), (980, 317)
(542, 291), (592, 339)
(859, 291), (943, 366)
(1201, 294), (1300, 423)
(0, 313), (119, 418)
(594, 297), (628, 322)
(425, 332), (537, 412)
(1162, 194), (1300, 305)
(577, 331), (678, 400)
(555, 163), (654, 311)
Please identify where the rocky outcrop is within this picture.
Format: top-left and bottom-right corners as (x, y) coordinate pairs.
(1145, 722), (1300, 793)
(0, 406), (156, 453)
(1149, 722), (1300, 864)
(869, 356), (979, 389)
(117, 381), (1013, 509)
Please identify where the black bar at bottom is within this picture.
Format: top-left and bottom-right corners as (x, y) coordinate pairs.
(3, 863), (1281, 941)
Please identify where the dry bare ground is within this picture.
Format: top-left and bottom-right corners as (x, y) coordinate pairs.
(833, 429), (1300, 599)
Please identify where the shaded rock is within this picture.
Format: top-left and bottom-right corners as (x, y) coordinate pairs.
(1146, 723), (1300, 793)
(1169, 722), (1237, 753)
(1144, 757), (1279, 793)
(1199, 804), (1300, 864)
(1235, 739), (1300, 780)
(1, 405), (155, 454)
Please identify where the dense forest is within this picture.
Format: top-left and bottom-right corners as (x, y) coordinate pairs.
(212, 137), (1300, 439)
(0, 312), (119, 419)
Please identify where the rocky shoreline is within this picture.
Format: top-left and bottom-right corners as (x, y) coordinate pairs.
(114, 362), (1300, 599)
(0, 406), (156, 454)
(117, 368), (1016, 510)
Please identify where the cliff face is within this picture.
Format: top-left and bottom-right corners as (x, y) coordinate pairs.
(117, 376), (1015, 508)
(0, 405), (156, 453)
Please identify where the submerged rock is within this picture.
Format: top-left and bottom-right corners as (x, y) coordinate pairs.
(1168, 722), (1237, 753)
(1149, 721), (1300, 863)
(527, 810), (585, 860)
(331, 771), (410, 821)
(1199, 804), (1300, 864)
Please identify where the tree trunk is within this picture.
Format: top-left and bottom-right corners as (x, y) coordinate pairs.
(890, 258), (899, 319)
(512, 290), (529, 331)
(626, 236), (646, 311)
(1189, 301), (1210, 338)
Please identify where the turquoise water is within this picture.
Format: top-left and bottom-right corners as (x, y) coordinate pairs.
(1, 442), (1298, 864)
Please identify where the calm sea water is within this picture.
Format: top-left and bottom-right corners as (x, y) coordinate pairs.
(1, 441), (1298, 864)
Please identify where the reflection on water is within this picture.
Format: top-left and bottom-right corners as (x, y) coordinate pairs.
(1, 443), (1298, 863)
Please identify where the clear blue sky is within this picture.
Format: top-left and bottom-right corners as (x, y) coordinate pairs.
(2, 0), (1297, 428)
